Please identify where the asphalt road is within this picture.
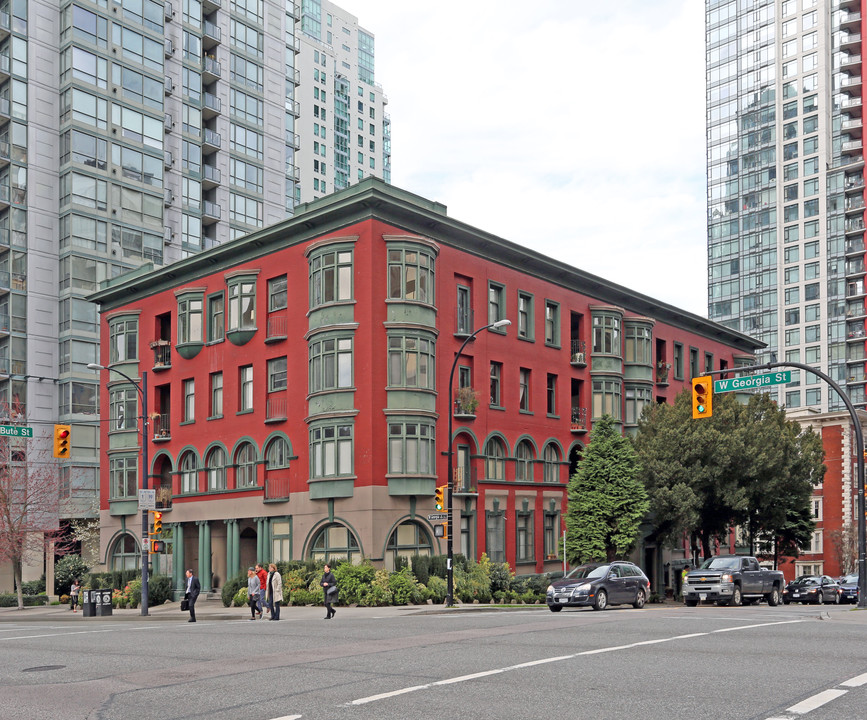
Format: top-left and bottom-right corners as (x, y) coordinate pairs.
(1, 602), (866, 720)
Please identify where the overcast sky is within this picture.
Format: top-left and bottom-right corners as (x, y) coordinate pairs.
(342, 0), (709, 317)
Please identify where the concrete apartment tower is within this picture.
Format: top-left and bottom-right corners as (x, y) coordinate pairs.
(0, 0), (389, 589)
(706, 0), (864, 412)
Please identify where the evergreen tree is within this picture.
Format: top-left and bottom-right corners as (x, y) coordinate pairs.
(565, 415), (649, 564)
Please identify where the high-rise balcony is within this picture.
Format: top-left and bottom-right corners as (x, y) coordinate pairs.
(0, 10), (10, 41)
(847, 237), (866, 256)
(202, 0), (221, 13)
(202, 55), (221, 82)
(201, 163), (221, 189)
(845, 196), (865, 214)
(203, 91), (221, 119)
(202, 127), (221, 152)
(202, 19), (221, 49)
(841, 11), (862, 34)
(202, 200), (221, 224)
(842, 53), (862, 74)
(0, 54), (9, 83)
(842, 96), (863, 117)
(842, 138), (864, 157)
(841, 75), (863, 96)
(842, 118), (863, 136)
(842, 33), (862, 54)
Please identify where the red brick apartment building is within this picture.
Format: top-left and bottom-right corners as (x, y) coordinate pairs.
(89, 178), (762, 593)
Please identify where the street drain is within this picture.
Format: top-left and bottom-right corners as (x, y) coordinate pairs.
(22, 665), (65, 672)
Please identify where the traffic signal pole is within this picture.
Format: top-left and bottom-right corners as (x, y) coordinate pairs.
(705, 361), (866, 609)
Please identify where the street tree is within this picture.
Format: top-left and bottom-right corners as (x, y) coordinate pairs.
(0, 422), (62, 609)
(565, 414), (649, 564)
(633, 389), (824, 562)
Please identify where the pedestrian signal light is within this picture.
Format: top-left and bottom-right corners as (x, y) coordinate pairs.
(434, 484), (446, 511)
(692, 376), (713, 419)
(434, 523), (447, 539)
(150, 539), (166, 553)
(152, 511), (163, 535)
(53, 424), (71, 458)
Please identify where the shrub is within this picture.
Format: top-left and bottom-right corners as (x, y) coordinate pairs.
(221, 571), (247, 607)
(429, 555), (447, 579)
(488, 562), (513, 595)
(290, 589), (317, 606)
(0, 594), (46, 607)
(232, 587), (249, 607)
(394, 555), (409, 572)
(410, 554), (430, 585)
(425, 575), (447, 603)
(21, 576), (45, 596)
(283, 569), (308, 597)
(147, 576), (173, 606)
(55, 555), (91, 595)
(388, 567), (426, 605)
(333, 562), (377, 605)
(60, 594), (70, 604)
(358, 569), (392, 607)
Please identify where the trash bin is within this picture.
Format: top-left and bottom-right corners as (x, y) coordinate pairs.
(95, 588), (113, 616)
(82, 589), (96, 617)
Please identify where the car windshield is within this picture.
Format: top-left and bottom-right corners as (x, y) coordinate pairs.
(564, 564), (610, 579)
(699, 557), (739, 570)
(793, 576), (819, 586)
(842, 574), (859, 584)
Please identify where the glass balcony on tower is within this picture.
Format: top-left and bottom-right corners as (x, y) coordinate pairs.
(202, 19), (221, 49)
(841, 11), (862, 35)
(201, 163), (221, 189)
(202, 55), (221, 82)
(203, 91), (221, 119)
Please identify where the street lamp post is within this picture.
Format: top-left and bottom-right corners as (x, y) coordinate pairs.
(89, 363), (150, 616)
(445, 319), (510, 607)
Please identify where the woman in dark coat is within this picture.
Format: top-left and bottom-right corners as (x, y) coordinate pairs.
(321, 564), (337, 619)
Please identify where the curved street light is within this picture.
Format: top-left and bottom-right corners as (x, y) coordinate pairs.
(88, 363), (151, 616)
(446, 318), (510, 606)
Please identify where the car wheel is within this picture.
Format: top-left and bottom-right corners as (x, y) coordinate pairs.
(833, 591), (840, 605)
(817, 591), (824, 605)
(730, 585), (742, 607)
(593, 589), (608, 611)
(633, 589), (646, 609)
(767, 588), (780, 607)
(684, 598), (698, 607)
(548, 605), (562, 613)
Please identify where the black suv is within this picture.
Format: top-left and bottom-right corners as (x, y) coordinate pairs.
(546, 561), (650, 612)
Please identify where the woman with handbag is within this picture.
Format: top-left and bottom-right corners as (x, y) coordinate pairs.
(246, 567), (260, 620)
(321, 563), (338, 619)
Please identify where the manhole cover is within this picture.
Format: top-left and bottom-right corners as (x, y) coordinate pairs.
(22, 665), (65, 672)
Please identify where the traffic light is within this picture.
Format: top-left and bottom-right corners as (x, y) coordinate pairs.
(152, 511), (163, 535)
(53, 424), (71, 458)
(434, 484), (446, 511)
(149, 539), (166, 553)
(692, 376), (713, 419)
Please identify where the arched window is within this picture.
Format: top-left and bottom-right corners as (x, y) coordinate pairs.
(206, 446), (227, 491)
(385, 521), (433, 571)
(484, 437), (506, 480)
(180, 450), (198, 494)
(235, 442), (257, 488)
(515, 440), (534, 482)
(110, 533), (140, 570)
(309, 523), (360, 564)
(265, 436), (290, 469)
(543, 444), (561, 483)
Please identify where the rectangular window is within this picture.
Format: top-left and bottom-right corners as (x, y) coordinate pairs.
(544, 511), (559, 558)
(268, 274), (287, 311)
(519, 368), (530, 412)
(208, 293), (224, 342)
(490, 362), (502, 407)
(310, 250), (352, 307)
(310, 423), (353, 478)
(387, 247), (435, 303)
(239, 365), (253, 412)
(624, 325), (652, 364)
(311, 336), (355, 391)
(456, 285), (472, 335)
(268, 356), (288, 392)
(625, 385), (651, 425)
(546, 373), (556, 415)
(673, 343), (684, 380)
(689, 347), (700, 379)
(210, 372), (223, 417)
(516, 512), (534, 563)
(183, 378), (195, 422)
(388, 422), (435, 475)
(109, 456), (138, 499)
(109, 318), (138, 363)
(485, 512), (505, 563)
(545, 301), (559, 346)
(228, 279), (256, 330)
(517, 292), (533, 340)
(177, 296), (203, 344)
(592, 315), (621, 355)
(488, 282), (504, 324)
(592, 378), (622, 420)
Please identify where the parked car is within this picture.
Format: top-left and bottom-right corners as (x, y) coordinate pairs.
(837, 574), (860, 604)
(546, 561), (650, 612)
(683, 555), (784, 607)
(782, 575), (840, 605)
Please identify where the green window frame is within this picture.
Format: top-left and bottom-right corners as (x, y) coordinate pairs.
(484, 437), (506, 480)
(516, 510), (534, 563)
(179, 450), (198, 494)
(109, 317), (138, 363)
(456, 285), (472, 334)
(207, 292), (224, 343)
(543, 444), (559, 483)
(544, 510), (560, 557)
(592, 378), (622, 420)
(704, 352), (714, 373)
(517, 291), (534, 340)
(309, 248), (352, 308)
(268, 274), (287, 311)
(387, 246), (435, 303)
(268, 356), (288, 392)
(227, 277), (256, 331)
(515, 440), (534, 481)
(625, 385), (651, 425)
(210, 371), (223, 418)
(235, 442), (258, 488)
(109, 386), (137, 430)
(177, 294), (204, 344)
(485, 509), (505, 563)
(689, 347), (700, 379)
(388, 421), (435, 475)
(519, 368), (531, 412)
(490, 362), (502, 407)
(546, 373), (556, 416)
(544, 300), (560, 346)
(239, 365), (253, 412)
(673, 343), (684, 380)
(386, 522), (433, 570)
(387, 334), (434, 389)
(309, 523), (360, 563)
(109, 455), (138, 499)
(624, 323), (652, 364)
(206, 446), (227, 490)
(488, 282), (505, 325)
(183, 378), (195, 422)
(309, 336), (353, 392)
(310, 422), (353, 478)
(592, 313), (621, 355)
(266, 436), (290, 469)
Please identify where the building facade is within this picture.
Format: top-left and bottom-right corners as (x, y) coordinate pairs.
(705, 0), (865, 412)
(89, 179), (763, 593)
(0, 0), (387, 590)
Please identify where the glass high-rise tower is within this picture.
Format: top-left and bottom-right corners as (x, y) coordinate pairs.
(0, 0), (389, 585)
(706, 0), (863, 411)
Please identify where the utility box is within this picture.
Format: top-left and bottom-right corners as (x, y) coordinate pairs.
(94, 588), (113, 616)
(82, 589), (96, 617)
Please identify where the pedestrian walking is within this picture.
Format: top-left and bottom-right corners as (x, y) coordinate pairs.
(267, 563), (283, 621)
(321, 563), (338, 619)
(256, 563), (268, 618)
(246, 567), (260, 620)
(184, 569), (201, 623)
(70, 579), (80, 613)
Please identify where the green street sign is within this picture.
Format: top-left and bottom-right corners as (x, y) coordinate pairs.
(713, 371), (792, 393)
(0, 424), (33, 438)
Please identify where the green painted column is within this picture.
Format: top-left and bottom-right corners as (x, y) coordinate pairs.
(225, 519), (234, 582)
(173, 523), (185, 596)
(231, 519), (241, 579)
(203, 521), (212, 592)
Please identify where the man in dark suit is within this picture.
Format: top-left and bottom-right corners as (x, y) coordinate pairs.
(185, 569), (201, 623)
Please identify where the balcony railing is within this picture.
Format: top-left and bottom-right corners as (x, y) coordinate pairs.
(151, 340), (171, 368)
(571, 406), (588, 432)
(452, 465), (478, 494)
(266, 313), (287, 341)
(266, 394), (287, 422)
(265, 473), (289, 501)
(570, 339), (587, 365)
(454, 387), (479, 417)
(152, 413), (171, 440)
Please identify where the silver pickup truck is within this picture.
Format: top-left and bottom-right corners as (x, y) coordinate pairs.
(683, 555), (784, 607)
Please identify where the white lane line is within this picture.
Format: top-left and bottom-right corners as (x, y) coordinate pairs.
(269, 715), (302, 720)
(0, 629), (118, 641)
(786, 689), (848, 714)
(840, 671), (867, 688)
(347, 619), (803, 706)
(713, 620), (803, 633)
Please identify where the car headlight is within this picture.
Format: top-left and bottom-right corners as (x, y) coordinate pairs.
(807, 588), (818, 593)
(546, 585), (554, 594)
(572, 583), (591, 594)
(721, 574), (733, 583)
